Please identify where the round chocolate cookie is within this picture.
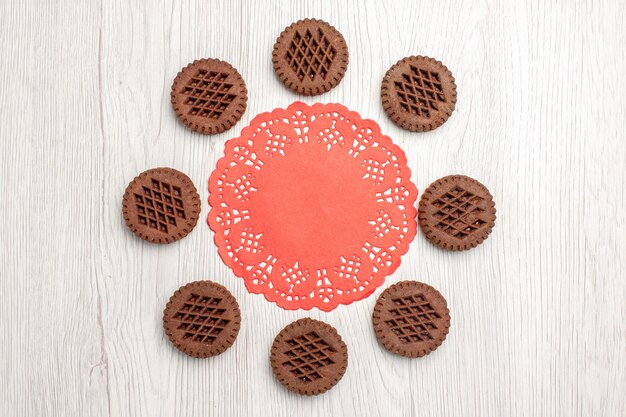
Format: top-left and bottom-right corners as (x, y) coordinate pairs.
(381, 56), (457, 132)
(163, 281), (241, 358)
(419, 175), (496, 251)
(270, 318), (348, 395)
(273, 19), (349, 96)
(373, 281), (450, 358)
(122, 167), (200, 244)
(171, 58), (247, 134)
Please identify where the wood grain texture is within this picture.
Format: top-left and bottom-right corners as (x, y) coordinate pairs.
(1, 0), (625, 416)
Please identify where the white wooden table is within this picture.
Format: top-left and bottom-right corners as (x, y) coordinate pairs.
(1, 1), (625, 416)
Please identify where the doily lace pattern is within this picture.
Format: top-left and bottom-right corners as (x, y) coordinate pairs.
(208, 102), (417, 311)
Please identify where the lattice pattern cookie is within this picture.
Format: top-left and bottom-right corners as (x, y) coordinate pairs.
(373, 281), (450, 358)
(270, 318), (347, 395)
(419, 175), (496, 251)
(122, 167), (200, 244)
(273, 19), (349, 95)
(381, 56), (457, 132)
(171, 58), (247, 134)
(163, 281), (241, 358)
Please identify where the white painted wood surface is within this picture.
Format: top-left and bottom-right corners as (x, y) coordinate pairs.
(1, 0), (625, 416)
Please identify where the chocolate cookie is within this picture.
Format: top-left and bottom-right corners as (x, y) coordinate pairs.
(163, 281), (241, 358)
(270, 318), (348, 395)
(373, 281), (450, 358)
(419, 175), (496, 251)
(122, 167), (200, 244)
(273, 19), (349, 95)
(381, 56), (457, 132)
(171, 58), (247, 134)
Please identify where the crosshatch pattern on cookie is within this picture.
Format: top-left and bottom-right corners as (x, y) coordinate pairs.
(285, 28), (337, 81)
(431, 185), (487, 239)
(281, 331), (337, 382)
(173, 293), (230, 344)
(134, 178), (186, 234)
(395, 65), (447, 119)
(385, 294), (442, 343)
(181, 69), (237, 119)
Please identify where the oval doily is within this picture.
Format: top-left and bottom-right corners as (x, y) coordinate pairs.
(208, 102), (418, 311)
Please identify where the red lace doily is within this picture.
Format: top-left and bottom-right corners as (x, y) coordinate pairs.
(208, 102), (418, 311)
